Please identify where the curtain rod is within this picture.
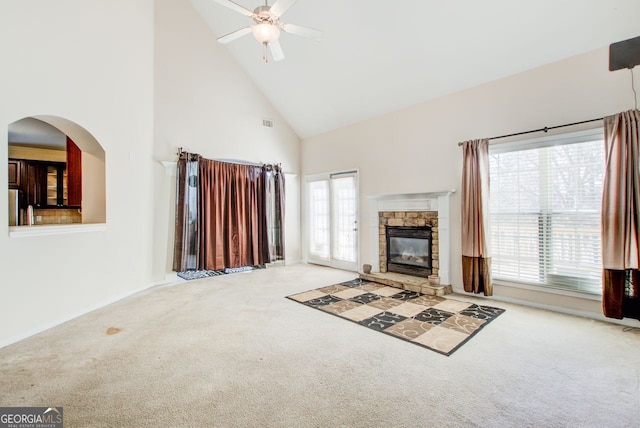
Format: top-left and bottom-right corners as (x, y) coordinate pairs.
(457, 117), (604, 146)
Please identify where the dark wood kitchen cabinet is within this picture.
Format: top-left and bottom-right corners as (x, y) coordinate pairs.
(8, 159), (21, 189)
(23, 161), (47, 208)
(10, 152), (81, 209)
(66, 137), (82, 207)
(20, 160), (76, 208)
(45, 163), (67, 207)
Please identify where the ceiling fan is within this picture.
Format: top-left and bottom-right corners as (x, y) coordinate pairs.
(213, 0), (323, 63)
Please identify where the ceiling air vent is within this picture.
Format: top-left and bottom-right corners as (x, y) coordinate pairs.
(262, 119), (274, 128)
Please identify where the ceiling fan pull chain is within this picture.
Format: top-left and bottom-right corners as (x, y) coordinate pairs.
(263, 42), (269, 63)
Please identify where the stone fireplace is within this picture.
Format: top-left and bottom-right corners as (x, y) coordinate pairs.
(367, 191), (453, 286)
(381, 214), (437, 278)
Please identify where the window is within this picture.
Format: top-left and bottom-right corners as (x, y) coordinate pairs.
(308, 180), (330, 260)
(489, 128), (604, 295)
(306, 171), (358, 271)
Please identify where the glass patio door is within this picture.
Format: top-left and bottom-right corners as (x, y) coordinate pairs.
(307, 171), (358, 271)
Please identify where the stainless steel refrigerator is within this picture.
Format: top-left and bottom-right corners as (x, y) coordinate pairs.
(8, 189), (19, 226)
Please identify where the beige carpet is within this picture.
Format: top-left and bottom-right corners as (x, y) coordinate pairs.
(1, 264), (639, 427)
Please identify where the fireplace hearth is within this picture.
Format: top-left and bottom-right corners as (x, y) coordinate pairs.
(386, 226), (432, 278)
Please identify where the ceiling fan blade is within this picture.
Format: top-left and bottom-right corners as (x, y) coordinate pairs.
(281, 23), (323, 41)
(217, 27), (253, 44)
(212, 0), (254, 17)
(269, 40), (285, 61)
(270, 0), (297, 17)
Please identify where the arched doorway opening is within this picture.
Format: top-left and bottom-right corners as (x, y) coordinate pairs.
(8, 115), (106, 225)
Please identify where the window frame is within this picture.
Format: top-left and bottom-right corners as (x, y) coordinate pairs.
(488, 127), (605, 299)
(305, 170), (359, 272)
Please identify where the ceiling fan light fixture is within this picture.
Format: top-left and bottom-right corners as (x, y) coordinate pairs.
(252, 23), (280, 44)
(214, 0), (323, 63)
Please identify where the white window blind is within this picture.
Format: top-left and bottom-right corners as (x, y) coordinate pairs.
(489, 128), (604, 295)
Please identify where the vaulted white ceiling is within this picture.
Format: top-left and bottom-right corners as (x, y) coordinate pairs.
(190, 0), (640, 139)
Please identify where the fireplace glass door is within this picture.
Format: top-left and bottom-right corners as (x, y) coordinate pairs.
(307, 171), (358, 271)
(386, 226), (432, 277)
(389, 237), (430, 268)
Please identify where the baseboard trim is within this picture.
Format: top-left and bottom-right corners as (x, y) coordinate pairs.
(0, 282), (159, 350)
(453, 287), (640, 328)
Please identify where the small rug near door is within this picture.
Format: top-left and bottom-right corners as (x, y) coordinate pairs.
(177, 270), (226, 280)
(177, 265), (259, 281)
(286, 278), (505, 356)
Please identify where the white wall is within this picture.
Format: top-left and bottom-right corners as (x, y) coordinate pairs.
(0, 0), (301, 347)
(302, 47), (635, 317)
(0, 1), (155, 346)
(152, 0), (301, 281)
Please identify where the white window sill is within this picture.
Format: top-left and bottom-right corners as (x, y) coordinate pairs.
(9, 223), (107, 238)
(493, 278), (602, 301)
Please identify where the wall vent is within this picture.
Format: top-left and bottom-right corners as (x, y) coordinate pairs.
(262, 119), (274, 128)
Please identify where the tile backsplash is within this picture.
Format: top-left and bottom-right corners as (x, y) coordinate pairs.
(32, 209), (82, 225)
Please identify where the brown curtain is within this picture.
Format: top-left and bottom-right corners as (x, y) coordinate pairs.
(173, 152), (200, 272)
(198, 159), (269, 270)
(601, 109), (640, 319)
(461, 139), (493, 295)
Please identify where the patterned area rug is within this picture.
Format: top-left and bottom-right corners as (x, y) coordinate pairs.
(287, 278), (505, 356)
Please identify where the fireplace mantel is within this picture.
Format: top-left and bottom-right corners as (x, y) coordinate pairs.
(368, 190), (454, 285)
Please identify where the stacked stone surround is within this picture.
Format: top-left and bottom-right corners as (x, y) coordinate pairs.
(378, 211), (439, 277)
